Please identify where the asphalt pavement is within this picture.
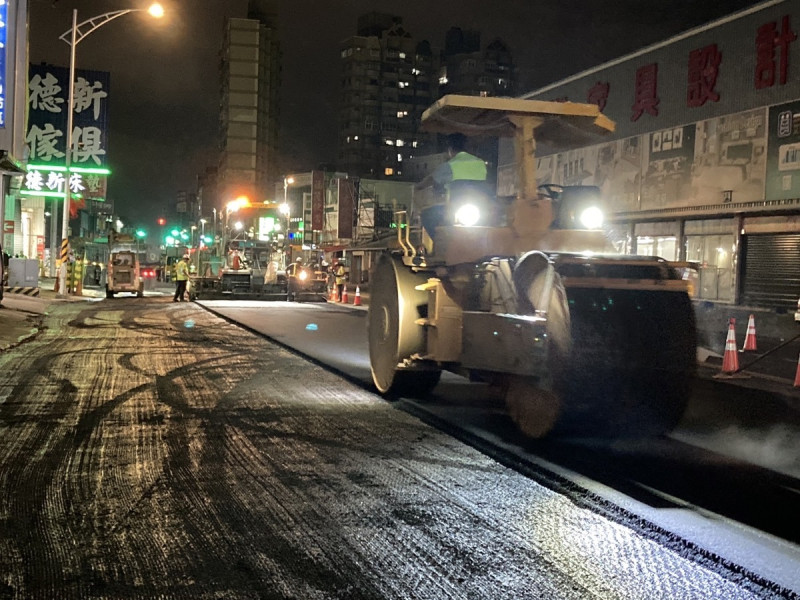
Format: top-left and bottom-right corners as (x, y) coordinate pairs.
(3, 277), (800, 410)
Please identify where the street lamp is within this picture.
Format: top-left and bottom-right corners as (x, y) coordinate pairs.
(57, 3), (164, 295)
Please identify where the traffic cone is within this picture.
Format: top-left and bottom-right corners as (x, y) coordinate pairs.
(742, 314), (757, 351)
(341, 285), (348, 303)
(353, 285), (362, 306)
(721, 318), (739, 374)
(794, 353), (800, 387)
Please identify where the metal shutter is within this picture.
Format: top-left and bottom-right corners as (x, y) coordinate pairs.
(741, 234), (800, 309)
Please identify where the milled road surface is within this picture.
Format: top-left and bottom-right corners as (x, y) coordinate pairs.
(0, 298), (788, 598)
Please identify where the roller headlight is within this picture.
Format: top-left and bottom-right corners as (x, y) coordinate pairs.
(579, 206), (604, 229)
(454, 204), (481, 226)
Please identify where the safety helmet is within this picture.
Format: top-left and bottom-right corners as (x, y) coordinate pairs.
(296, 257), (303, 262)
(182, 254), (189, 259)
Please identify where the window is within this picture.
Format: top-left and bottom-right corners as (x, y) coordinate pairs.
(686, 234), (734, 302)
(385, 167), (394, 176)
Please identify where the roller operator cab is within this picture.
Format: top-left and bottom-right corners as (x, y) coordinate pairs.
(367, 94), (697, 440)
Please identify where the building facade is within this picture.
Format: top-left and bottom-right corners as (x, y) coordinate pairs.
(337, 13), (437, 179)
(1, 1), (33, 262)
(500, 0), (800, 309)
(218, 0), (281, 215)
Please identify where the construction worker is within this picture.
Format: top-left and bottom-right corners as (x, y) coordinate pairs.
(286, 256), (303, 277)
(173, 253), (190, 302)
(334, 260), (347, 301)
(415, 132), (489, 248)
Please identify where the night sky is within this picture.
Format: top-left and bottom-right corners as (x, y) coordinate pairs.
(29, 0), (766, 229)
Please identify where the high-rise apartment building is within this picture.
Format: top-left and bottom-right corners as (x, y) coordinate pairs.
(217, 0), (281, 211)
(337, 13), (437, 179)
(438, 27), (516, 98)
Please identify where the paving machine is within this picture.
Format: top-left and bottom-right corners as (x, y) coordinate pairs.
(367, 95), (696, 438)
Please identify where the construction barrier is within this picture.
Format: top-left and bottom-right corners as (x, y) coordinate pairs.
(721, 318), (739, 374)
(742, 314), (757, 351)
(353, 285), (362, 306)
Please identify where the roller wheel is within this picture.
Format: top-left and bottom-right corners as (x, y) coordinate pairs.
(503, 252), (571, 438)
(368, 253), (441, 398)
(508, 251), (694, 438)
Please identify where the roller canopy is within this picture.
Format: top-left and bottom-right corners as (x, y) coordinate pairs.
(421, 94), (615, 151)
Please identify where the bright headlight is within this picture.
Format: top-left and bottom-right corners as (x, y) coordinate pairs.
(298, 270), (308, 281)
(579, 206), (604, 229)
(454, 204), (481, 226)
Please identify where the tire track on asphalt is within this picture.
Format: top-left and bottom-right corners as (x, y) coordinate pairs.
(0, 300), (262, 597)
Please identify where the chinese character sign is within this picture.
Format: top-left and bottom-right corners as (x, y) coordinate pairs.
(687, 44), (722, 107)
(21, 166), (107, 201)
(755, 15), (797, 90)
(586, 81), (610, 112)
(631, 63), (659, 121)
(26, 63), (110, 167)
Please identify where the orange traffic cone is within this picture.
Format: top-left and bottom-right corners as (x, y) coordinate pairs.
(341, 285), (349, 303)
(353, 285), (362, 306)
(742, 314), (757, 351)
(794, 353), (800, 387)
(721, 318), (739, 374)
(329, 286), (338, 302)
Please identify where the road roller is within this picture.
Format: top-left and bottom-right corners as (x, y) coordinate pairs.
(367, 95), (696, 438)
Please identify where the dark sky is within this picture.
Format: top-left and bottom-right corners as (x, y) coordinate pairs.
(29, 0), (765, 229)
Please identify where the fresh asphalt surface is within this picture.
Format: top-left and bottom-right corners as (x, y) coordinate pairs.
(1, 282), (799, 596)
(197, 297), (800, 594)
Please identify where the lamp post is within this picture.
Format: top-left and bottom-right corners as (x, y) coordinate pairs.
(57, 3), (164, 295)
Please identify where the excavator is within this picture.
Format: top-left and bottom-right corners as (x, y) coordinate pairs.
(367, 95), (696, 438)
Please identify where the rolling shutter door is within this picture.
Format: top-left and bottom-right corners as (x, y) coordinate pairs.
(741, 234), (800, 309)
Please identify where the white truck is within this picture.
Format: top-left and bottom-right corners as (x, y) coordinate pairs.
(106, 233), (144, 298)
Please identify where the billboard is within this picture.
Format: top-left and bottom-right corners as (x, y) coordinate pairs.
(337, 178), (355, 239)
(24, 63), (110, 201)
(766, 99), (800, 200)
(311, 170), (324, 231)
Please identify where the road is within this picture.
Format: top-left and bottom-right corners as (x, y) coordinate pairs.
(0, 296), (796, 598)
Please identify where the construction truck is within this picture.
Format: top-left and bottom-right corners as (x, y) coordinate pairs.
(106, 231), (144, 298)
(367, 95), (697, 439)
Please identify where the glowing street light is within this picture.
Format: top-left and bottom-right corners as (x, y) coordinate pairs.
(57, 3), (164, 295)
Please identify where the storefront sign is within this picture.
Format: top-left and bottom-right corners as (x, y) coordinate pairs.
(20, 164), (108, 201)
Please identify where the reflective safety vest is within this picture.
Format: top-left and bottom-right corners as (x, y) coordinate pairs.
(446, 152), (487, 183)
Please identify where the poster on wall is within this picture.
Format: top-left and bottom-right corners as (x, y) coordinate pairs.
(592, 137), (642, 212)
(641, 124), (696, 210)
(692, 109), (767, 205)
(766, 100), (800, 200)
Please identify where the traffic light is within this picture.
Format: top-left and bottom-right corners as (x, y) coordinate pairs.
(157, 217), (166, 226)
(136, 229), (146, 239)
